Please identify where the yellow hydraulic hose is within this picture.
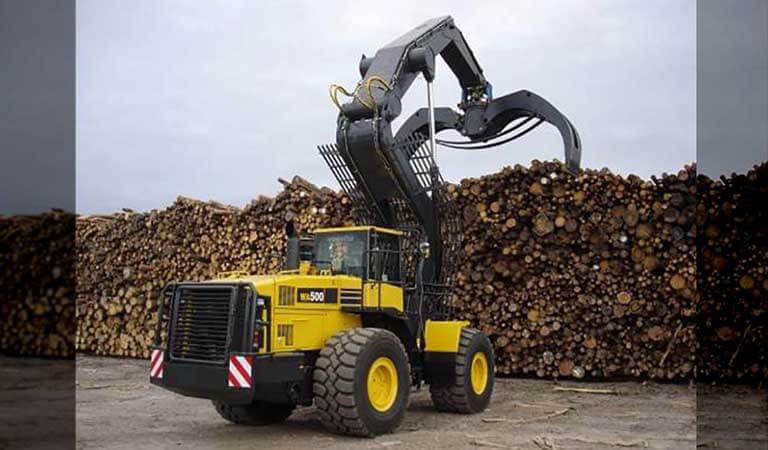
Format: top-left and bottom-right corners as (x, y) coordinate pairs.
(330, 76), (392, 114)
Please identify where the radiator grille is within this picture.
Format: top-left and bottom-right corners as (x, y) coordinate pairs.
(278, 286), (295, 306)
(277, 324), (294, 346)
(170, 286), (233, 363)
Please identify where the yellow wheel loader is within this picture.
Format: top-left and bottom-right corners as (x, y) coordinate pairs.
(150, 15), (580, 437)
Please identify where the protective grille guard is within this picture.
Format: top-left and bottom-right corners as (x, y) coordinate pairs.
(157, 283), (256, 365)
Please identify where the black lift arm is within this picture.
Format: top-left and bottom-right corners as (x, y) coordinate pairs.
(321, 15), (582, 288)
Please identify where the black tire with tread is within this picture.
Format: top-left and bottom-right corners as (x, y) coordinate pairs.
(430, 328), (494, 413)
(313, 327), (411, 437)
(212, 400), (294, 426)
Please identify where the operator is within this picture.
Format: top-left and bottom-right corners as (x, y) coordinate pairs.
(330, 241), (347, 273)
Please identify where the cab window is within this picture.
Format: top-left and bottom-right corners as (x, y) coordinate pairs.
(314, 232), (366, 278)
(369, 232), (400, 283)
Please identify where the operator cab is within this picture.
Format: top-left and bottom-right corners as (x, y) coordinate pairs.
(313, 226), (402, 283)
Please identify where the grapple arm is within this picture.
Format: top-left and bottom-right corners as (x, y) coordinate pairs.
(482, 90), (581, 173)
(323, 15), (582, 291)
(395, 90), (581, 173)
(340, 16), (488, 122)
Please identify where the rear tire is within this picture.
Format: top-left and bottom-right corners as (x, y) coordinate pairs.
(313, 328), (410, 437)
(212, 400), (294, 426)
(430, 328), (494, 413)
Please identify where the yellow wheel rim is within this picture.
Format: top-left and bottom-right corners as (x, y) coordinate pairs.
(367, 356), (398, 412)
(470, 352), (489, 395)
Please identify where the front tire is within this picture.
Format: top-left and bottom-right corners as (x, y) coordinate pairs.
(430, 328), (494, 413)
(313, 328), (411, 437)
(212, 400), (294, 426)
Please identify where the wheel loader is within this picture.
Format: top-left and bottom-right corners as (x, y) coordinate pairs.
(149, 15), (581, 436)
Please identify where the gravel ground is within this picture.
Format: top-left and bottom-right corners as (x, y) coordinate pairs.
(76, 355), (703, 450)
(0, 357), (75, 450)
(4, 355), (765, 449)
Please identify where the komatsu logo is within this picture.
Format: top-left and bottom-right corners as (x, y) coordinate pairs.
(297, 288), (338, 304)
(304, 291), (324, 302)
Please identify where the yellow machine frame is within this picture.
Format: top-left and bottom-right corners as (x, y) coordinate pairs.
(218, 226), (466, 355)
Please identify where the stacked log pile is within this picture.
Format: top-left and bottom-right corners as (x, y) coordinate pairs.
(1, 161), (755, 381)
(450, 161), (699, 380)
(0, 211), (76, 357)
(75, 177), (351, 357)
(697, 163), (767, 381)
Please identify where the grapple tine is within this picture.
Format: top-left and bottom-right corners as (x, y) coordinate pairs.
(483, 90), (582, 173)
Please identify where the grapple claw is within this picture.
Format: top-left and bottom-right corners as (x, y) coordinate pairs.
(394, 90), (581, 174)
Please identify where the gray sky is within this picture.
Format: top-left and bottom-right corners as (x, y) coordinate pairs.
(76, 0), (699, 213)
(1, 0), (74, 214)
(698, 0), (768, 176)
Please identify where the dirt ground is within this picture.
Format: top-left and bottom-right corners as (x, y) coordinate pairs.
(0, 357), (768, 450)
(0, 357), (75, 450)
(5, 355), (762, 450)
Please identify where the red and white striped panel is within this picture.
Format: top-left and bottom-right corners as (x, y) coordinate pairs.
(228, 355), (253, 388)
(150, 349), (164, 379)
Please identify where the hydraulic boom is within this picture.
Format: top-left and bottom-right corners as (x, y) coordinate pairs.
(321, 15), (581, 292)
